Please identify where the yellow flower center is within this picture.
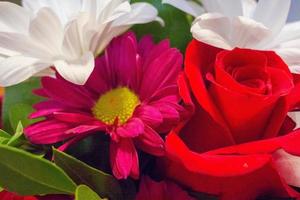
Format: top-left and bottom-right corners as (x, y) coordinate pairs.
(92, 87), (140, 125)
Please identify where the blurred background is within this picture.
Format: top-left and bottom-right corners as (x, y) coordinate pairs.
(1, 0), (300, 22)
(288, 0), (300, 21)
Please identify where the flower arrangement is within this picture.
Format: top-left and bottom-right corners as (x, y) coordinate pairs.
(0, 0), (300, 200)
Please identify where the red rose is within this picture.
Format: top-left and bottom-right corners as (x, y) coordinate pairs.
(165, 40), (300, 200)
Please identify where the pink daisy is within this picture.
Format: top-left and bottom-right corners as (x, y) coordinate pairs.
(25, 32), (184, 179)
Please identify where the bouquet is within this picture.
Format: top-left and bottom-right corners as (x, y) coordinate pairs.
(0, 0), (300, 199)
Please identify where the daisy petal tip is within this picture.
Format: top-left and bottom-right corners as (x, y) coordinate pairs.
(54, 52), (95, 85)
(156, 16), (165, 27)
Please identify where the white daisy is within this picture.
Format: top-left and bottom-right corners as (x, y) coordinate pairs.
(163, 0), (300, 73)
(0, 0), (162, 86)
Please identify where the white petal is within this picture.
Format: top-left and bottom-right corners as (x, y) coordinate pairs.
(288, 112), (300, 129)
(112, 3), (161, 26)
(23, 0), (81, 25)
(155, 17), (165, 27)
(182, 1), (205, 17)
(34, 68), (55, 77)
(241, 0), (257, 18)
(276, 47), (300, 64)
(46, 0), (82, 24)
(275, 44), (300, 73)
(91, 2), (161, 54)
(253, 0), (291, 36)
(162, 0), (204, 17)
(0, 56), (49, 86)
(93, 24), (129, 55)
(274, 37), (300, 57)
(22, 0), (43, 12)
(0, 32), (50, 59)
(0, 2), (31, 33)
(62, 18), (84, 60)
(202, 0), (243, 17)
(191, 13), (233, 49)
(273, 149), (300, 187)
(95, 0), (128, 16)
(82, 0), (124, 25)
(191, 14), (272, 49)
(0, 46), (18, 57)
(29, 8), (63, 56)
(103, 1), (131, 24)
(54, 51), (95, 85)
(231, 16), (271, 49)
(81, 0), (99, 26)
(288, 65), (300, 74)
(65, 12), (98, 54)
(270, 21), (300, 47)
(67, 12), (93, 53)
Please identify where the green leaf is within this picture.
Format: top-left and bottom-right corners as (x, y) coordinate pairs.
(75, 185), (105, 200)
(53, 149), (122, 200)
(0, 137), (9, 145)
(132, 0), (192, 52)
(7, 121), (24, 146)
(2, 78), (43, 132)
(0, 130), (11, 138)
(0, 130), (11, 145)
(20, 143), (47, 158)
(0, 124), (46, 154)
(8, 103), (40, 132)
(0, 145), (76, 195)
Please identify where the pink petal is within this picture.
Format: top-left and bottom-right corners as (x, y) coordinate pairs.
(30, 108), (62, 119)
(141, 39), (170, 70)
(30, 100), (66, 119)
(151, 102), (180, 132)
(155, 95), (180, 103)
(32, 88), (49, 97)
(110, 139), (139, 179)
(147, 85), (180, 103)
(93, 56), (114, 88)
(153, 102), (180, 120)
(25, 120), (74, 144)
(41, 77), (94, 109)
(135, 125), (165, 156)
(134, 105), (163, 128)
(105, 32), (139, 88)
(53, 112), (95, 123)
(130, 145), (139, 179)
(116, 118), (144, 138)
(65, 125), (103, 134)
(137, 35), (155, 58)
(84, 57), (110, 95)
(140, 48), (182, 100)
(33, 100), (66, 110)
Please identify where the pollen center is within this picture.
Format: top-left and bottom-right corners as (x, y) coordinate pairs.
(92, 87), (140, 125)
